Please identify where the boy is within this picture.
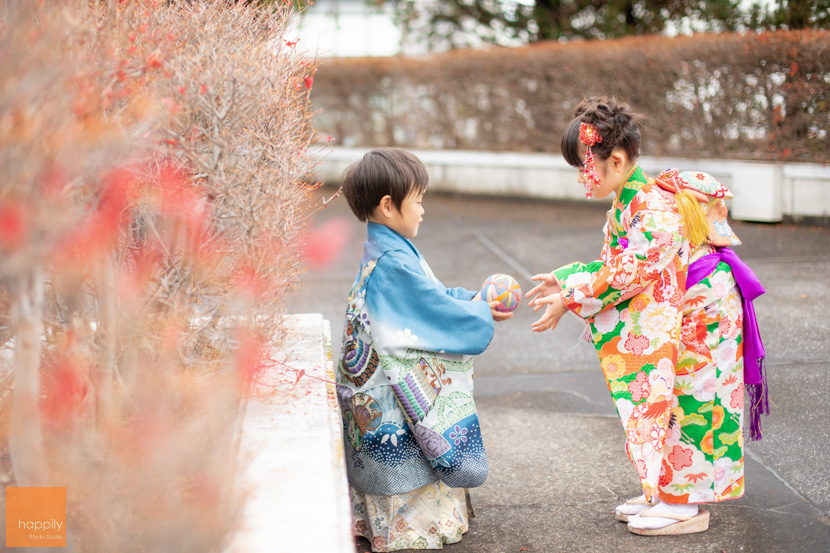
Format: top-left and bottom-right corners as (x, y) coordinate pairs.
(336, 148), (509, 552)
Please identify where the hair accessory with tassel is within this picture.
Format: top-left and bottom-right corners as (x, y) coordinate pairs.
(578, 123), (603, 198)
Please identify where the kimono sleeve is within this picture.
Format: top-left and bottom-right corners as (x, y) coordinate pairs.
(553, 260), (604, 290)
(366, 249), (494, 357)
(445, 286), (477, 301)
(562, 206), (685, 319)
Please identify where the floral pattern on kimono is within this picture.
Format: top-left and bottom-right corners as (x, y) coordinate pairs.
(351, 481), (471, 552)
(554, 166), (746, 504)
(337, 222), (494, 496)
(663, 258), (745, 503)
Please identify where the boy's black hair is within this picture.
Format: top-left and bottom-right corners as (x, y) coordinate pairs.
(341, 148), (429, 222)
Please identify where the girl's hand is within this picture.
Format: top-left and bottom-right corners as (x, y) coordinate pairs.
(525, 273), (561, 309)
(530, 293), (568, 333)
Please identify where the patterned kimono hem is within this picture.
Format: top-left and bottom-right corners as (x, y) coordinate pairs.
(658, 488), (745, 505)
(351, 481), (471, 552)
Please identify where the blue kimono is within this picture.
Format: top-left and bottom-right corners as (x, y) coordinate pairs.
(336, 222), (494, 495)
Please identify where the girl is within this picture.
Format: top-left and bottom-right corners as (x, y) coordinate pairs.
(527, 98), (767, 535)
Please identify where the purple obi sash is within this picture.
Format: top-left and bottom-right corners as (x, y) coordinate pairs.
(686, 247), (769, 440)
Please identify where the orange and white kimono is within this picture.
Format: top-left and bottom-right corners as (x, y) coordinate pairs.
(553, 166), (750, 504)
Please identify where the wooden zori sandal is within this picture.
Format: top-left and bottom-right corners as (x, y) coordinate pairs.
(627, 508), (710, 536)
(614, 496), (657, 522)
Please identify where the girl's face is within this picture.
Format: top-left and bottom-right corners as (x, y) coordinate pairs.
(576, 148), (631, 199)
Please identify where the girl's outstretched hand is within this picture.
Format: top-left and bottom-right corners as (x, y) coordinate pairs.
(526, 272), (561, 309)
(530, 293), (568, 333)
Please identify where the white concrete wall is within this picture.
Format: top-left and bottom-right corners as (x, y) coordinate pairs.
(782, 164), (830, 220)
(227, 314), (352, 553)
(318, 147), (830, 223)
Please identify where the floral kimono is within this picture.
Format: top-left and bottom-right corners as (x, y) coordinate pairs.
(554, 166), (751, 504)
(337, 222), (494, 551)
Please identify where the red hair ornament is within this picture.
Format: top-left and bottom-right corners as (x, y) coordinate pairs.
(579, 123), (602, 198)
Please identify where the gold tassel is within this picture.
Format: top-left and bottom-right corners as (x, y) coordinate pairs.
(674, 189), (709, 247)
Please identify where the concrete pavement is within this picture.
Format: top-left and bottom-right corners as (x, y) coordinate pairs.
(287, 187), (830, 553)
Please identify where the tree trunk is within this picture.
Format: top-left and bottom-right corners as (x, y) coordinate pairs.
(782, 0), (813, 29)
(98, 256), (115, 422)
(9, 268), (48, 486)
(533, 0), (562, 42)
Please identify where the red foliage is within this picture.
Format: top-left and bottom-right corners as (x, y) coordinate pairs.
(40, 344), (91, 426)
(155, 164), (209, 254)
(55, 170), (140, 268)
(2, 0), (316, 549)
(233, 328), (268, 388)
(302, 217), (351, 268)
(0, 203), (28, 251)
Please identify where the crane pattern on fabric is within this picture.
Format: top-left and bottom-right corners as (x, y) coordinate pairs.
(553, 166), (744, 503)
(336, 223), (494, 495)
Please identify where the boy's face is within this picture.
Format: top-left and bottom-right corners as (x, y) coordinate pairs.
(387, 189), (425, 239)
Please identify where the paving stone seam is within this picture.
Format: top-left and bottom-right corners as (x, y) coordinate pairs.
(747, 449), (830, 520)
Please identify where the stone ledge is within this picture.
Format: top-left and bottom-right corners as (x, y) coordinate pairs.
(227, 313), (352, 553)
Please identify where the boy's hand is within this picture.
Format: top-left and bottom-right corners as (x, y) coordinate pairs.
(488, 300), (513, 322)
(474, 292), (513, 321)
(526, 272), (561, 309)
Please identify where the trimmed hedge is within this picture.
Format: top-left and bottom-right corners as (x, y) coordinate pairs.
(311, 30), (829, 163)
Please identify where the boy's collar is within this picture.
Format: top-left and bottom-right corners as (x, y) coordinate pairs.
(366, 221), (419, 257)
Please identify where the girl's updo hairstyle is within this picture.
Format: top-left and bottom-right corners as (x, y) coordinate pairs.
(561, 97), (647, 168)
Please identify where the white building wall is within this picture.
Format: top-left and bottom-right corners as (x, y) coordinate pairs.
(783, 164), (830, 219)
(293, 0), (413, 57)
(318, 147), (830, 223)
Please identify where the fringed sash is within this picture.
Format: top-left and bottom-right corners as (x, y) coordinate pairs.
(686, 247), (769, 440)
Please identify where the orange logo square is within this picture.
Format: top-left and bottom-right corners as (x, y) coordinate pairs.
(6, 487), (66, 547)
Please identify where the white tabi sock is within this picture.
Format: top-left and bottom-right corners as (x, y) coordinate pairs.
(627, 501), (699, 530)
